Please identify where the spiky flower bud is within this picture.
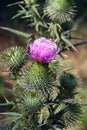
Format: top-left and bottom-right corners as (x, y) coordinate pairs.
(53, 102), (82, 128)
(21, 91), (45, 113)
(60, 73), (78, 90)
(44, 0), (76, 23)
(0, 47), (27, 73)
(61, 21), (73, 31)
(29, 37), (58, 63)
(17, 61), (55, 93)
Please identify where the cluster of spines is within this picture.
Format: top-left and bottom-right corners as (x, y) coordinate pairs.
(17, 61), (55, 94)
(44, 0), (76, 23)
(0, 46), (27, 77)
(20, 90), (45, 114)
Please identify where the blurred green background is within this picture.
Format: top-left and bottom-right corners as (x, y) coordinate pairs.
(0, 0), (87, 130)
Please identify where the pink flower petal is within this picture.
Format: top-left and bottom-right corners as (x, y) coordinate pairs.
(29, 37), (59, 63)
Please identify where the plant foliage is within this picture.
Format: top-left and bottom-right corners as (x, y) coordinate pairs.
(0, 0), (84, 130)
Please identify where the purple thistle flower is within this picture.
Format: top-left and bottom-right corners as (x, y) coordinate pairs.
(29, 37), (58, 63)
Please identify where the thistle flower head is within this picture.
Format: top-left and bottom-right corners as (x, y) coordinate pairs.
(29, 37), (58, 63)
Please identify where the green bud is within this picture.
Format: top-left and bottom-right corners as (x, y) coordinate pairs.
(18, 61), (55, 93)
(0, 47), (27, 74)
(44, 0), (76, 23)
(60, 72), (78, 90)
(21, 90), (45, 113)
(61, 21), (73, 31)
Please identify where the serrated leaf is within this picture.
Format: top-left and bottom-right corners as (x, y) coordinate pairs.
(12, 11), (24, 19)
(31, 4), (40, 18)
(61, 33), (78, 52)
(0, 102), (14, 106)
(0, 26), (31, 39)
(0, 112), (23, 118)
(8, 1), (24, 7)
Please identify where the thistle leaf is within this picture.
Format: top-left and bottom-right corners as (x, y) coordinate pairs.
(8, 1), (24, 7)
(61, 33), (77, 51)
(31, 4), (41, 18)
(0, 26), (31, 39)
(24, 0), (36, 6)
(0, 112), (23, 118)
(0, 102), (14, 107)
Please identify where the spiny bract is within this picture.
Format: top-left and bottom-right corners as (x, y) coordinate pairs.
(20, 90), (45, 113)
(60, 72), (78, 90)
(0, 47), (27, 73)
(51, 102), (82, 128)
(44, 0), (76, 23)
(17, 61), (55, 93)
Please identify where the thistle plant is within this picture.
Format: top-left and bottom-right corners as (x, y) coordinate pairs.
(0, 0), (85, 130)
